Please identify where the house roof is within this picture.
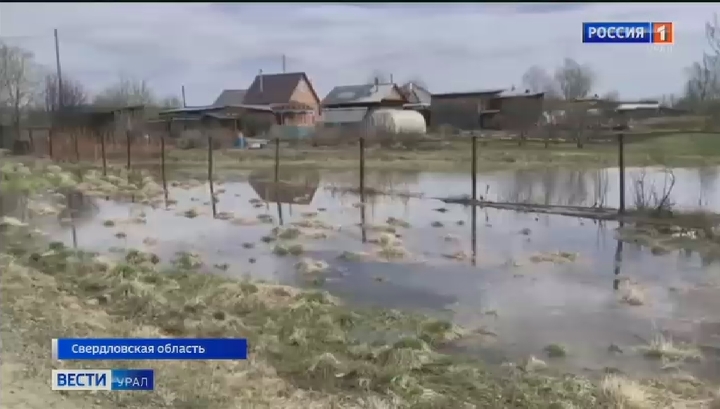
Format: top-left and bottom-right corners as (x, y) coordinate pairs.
(213, 89), (247, 106)
(243, 72), (320, 106)
(400, 82), (431, 105)
(432, 89), (505, 99)
(322, 83), (407, 107)
(495, 90), (544, 98)
(159, 104), (273, 117)
(616, 103), (661, 111)
(321, 107), (368, 124)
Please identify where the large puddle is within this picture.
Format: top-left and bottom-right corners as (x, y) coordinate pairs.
(6, 166), (720, 382)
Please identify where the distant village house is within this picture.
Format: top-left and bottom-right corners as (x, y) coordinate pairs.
(320, 79), (408, 129)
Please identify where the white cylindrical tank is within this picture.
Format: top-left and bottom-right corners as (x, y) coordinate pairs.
(367, 109), (427, 134)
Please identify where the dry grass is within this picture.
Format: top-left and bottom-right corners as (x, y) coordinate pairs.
(0, 221), (613, 409)
(599, 375), (652, 409)
(617, 280), (647, 306)
(528, 251), (578, 264)
(153, 132), (720, 173)
(638, 333), (703, 362)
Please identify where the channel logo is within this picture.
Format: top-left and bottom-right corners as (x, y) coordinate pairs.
(582, 22), (674, 44)
(652, 22), (674, 44)
(51, 369), (154, 391)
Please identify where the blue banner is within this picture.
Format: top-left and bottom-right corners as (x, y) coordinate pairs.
(53, 338), (248, 360)
(111, 369), (154, 391)
(582, 22), (652, 44)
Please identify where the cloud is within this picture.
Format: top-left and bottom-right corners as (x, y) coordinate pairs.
(0, 3), (715, 103)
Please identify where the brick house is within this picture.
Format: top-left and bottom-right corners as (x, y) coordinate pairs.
(242, 72), (321, 126)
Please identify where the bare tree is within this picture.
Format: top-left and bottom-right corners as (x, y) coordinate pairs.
(43, 73), (87, 113)
(520, 66), (565, 147)
(93, 75), (156, 107)
(551, 59), (596, 148)
(554, 58), (594, 101)
(706, 13), (720, 55)
(501, 93), (546, 146)
(683, 57), (718, 107)
(681, 13), (720, 116)
(521, 65), (558, 96)
(159, 95), (182, 109)
(0, 42), (38, 142)
(564, 103), (595, 148)
(602, 90), (619, 101)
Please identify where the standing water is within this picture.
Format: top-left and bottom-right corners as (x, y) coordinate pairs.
(25, 166), (720, 382)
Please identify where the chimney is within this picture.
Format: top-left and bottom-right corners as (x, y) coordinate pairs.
(409, 82), (414, 92)
(526, 89), (530, 94)
(374, 77), (379, 91)
(259, 69), (264, 93)
(390, 73), (393, 84)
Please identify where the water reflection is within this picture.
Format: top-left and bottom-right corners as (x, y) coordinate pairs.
(249, 169), (321, 226)
(9, 165), (720, 382)
(248, 169), (320, 205)
(0, 191), (28, 222)
(613, 222), (624, 291)
(496, 167), (720, 212)
(309, 166), (720, 215)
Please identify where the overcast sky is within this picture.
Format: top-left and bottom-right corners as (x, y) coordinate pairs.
(0, 3), (717, 104)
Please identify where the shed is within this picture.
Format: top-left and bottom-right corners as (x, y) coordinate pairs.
(615, 102), (665, 122)
(430, 89), (504, 130)
(483, 90), (545, 130)
(158, 104), (275, 138)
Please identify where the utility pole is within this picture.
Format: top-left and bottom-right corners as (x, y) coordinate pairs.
(282, 55), (286, 73)
(181, 85), (187, 107)
(54, 29), (64, 110)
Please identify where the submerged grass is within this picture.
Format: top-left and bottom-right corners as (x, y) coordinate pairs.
(1, 232), (609, 408)
(638, 333), (703, 363)
(2, 159), (719, 408)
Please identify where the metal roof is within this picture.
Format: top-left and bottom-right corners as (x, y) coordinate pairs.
(495, 90), (544, 98)
(213, 89), (247, 106)
(616, 103), (661, 111)
(160, 105), (221, 114)
(243, 72), (320, 106)
(404, 103), (431, 109)
(159, 104), (273, 116)
(321, 107), (368, 124)
(432, 89), (505, 99)
(400, 82), (432, 105)
(322, 84), (404, 106)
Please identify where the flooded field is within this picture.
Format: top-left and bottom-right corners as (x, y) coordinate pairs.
(5, 165), (720, 383)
